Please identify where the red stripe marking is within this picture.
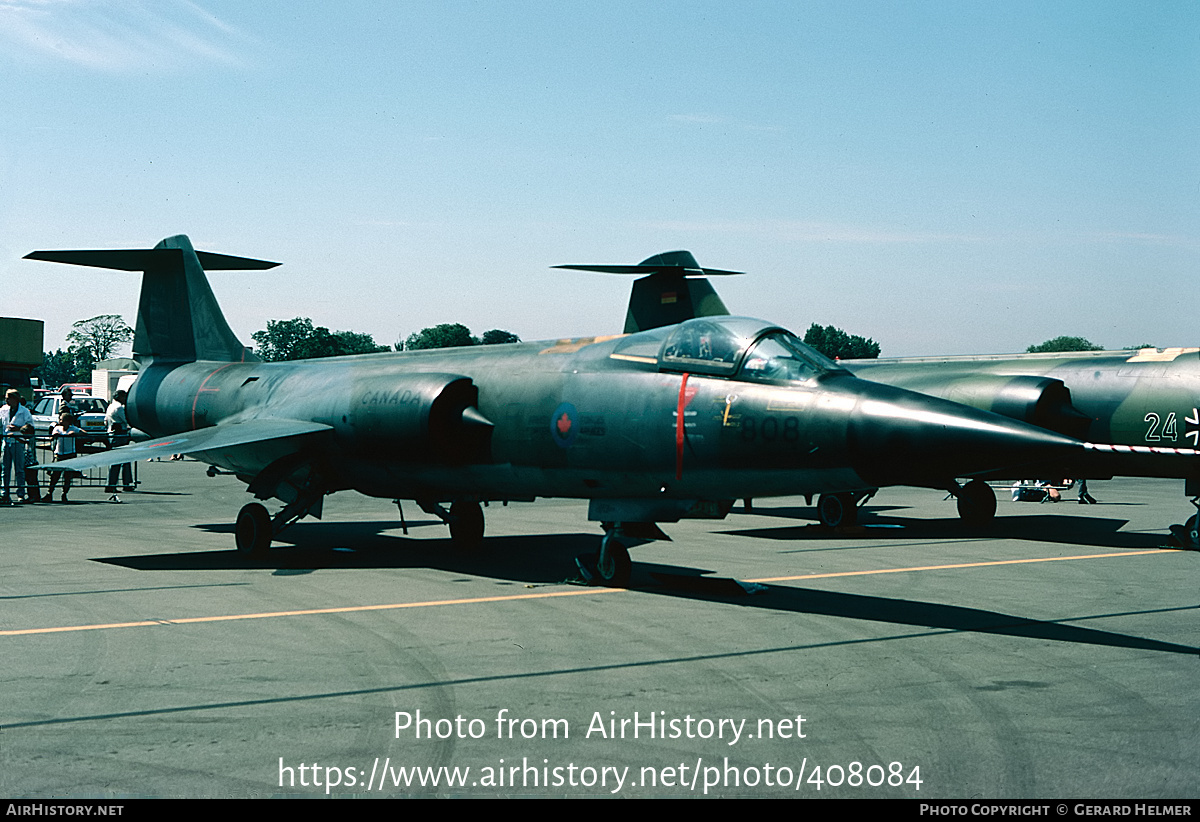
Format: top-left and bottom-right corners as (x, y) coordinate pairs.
(191, 363), (238, 429)
(676, 373), (690, 480)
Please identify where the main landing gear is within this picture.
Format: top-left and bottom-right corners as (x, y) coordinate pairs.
(235, 502), (272, 555)
(816, 493), (858, 528)
(234, 493), (325, 555)
(952, 479), (997, 525)
(415, 498), (486, 549)
(448, 500), (485, 549)
(234, 471), (327, 555)
(1167, 495), (1200, 550)
(816, 491), (877, 528)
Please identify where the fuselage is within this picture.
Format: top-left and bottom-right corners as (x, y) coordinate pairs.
(127, 318), (1083, 506)
(851, 348), (1200, 468)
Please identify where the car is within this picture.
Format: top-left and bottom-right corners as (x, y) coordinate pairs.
(30, 395), (110, 448)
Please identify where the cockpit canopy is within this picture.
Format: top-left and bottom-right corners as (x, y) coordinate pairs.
(661, 317), (764, 375)
(609, 316), (848, 383)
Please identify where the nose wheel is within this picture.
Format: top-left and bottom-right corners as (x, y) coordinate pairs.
(595, 531), (631, 587)
(577, 526), (632, 587)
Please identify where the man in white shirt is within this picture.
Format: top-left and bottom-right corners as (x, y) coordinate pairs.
(105, 389), (134, 492)
(1, 389), (34, 502)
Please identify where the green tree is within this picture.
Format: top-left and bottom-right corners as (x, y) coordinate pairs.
(251, 318), (389, 361)
(403, 323), (477, 350)
(480, 329), (521, 345)
(66, 314), (133, 362)
(1026, 336), (1104, 353)
(803, 324), (881, 360)
(33, 348), (94, 387)
(327, 330), (391, 357)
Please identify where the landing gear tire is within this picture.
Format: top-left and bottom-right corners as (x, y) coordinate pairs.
(1185, 514), (1198, 546)
(449, 500), (485, 549)
(956, 479), (997, 525)
(595, 535), (632, 588)
(817, 493), (858, 528)
(235, 502), (272, 555)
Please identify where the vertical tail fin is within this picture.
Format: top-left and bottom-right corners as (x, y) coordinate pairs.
(135, 235), (264, 363)
(25, 234), (278, 364)
(554, 250), (741, 333)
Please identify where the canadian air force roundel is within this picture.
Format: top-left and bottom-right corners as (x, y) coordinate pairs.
(551, 402), (579, 448)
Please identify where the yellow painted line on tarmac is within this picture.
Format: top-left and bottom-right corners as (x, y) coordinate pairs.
(747, 549), (1175, 584)
(0, 587), (621, 637)
(1, 549), (1180, 637)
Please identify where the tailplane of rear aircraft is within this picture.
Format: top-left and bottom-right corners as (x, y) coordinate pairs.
(555, 250), (739, 333)
(24, 234), (277, 364)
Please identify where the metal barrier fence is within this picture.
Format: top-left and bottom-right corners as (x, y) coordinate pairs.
(21, 435), (139, 499)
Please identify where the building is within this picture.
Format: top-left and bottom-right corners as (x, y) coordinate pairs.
(0, 317), (44, 400)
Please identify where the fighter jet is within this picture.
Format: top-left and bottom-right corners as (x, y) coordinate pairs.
(29, 236), (1124, 584)
(849, 348), (1200, 542)
(589, 256), (1200, 542)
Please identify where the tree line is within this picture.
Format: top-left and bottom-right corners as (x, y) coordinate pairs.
(31, 312), (1148, 387)
(30, 314), (526, 384)
(250, 319), (522, 361)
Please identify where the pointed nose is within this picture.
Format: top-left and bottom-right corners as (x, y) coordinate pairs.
(845, 380), (1080, 488)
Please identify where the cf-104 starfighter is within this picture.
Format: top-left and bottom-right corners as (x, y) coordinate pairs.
(28, 235), (1137, 585)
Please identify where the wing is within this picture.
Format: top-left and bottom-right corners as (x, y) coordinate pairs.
(40, 419), (332, 472)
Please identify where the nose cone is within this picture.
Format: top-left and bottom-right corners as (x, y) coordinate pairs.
(845, 380), (1081, 488)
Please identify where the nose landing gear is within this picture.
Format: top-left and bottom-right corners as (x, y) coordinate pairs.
(575, 524), (633, 587)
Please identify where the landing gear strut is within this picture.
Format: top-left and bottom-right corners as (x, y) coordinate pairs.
(1077, 479), (1098, 504)
(1168, 496), (1200, 549)
(235, 466), (329, 555)
(592, 525), (632, 587)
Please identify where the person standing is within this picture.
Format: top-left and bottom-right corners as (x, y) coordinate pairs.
(46, 411), (85, 503)
(104, 389), (134, 492)
(58, 386), (79, 418)
(21, 423), (41, 503)
(1, 389), (34, 503)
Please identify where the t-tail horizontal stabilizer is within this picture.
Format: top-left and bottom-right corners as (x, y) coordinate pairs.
(555, 250), (740, 333)
(25, 234), (277, 365)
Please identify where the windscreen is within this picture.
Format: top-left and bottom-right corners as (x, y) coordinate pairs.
(739, 332), (845, 384)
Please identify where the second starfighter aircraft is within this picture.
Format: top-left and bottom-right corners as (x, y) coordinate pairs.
(29, 236), (1156, 583)
(585, 254), (1200, 541)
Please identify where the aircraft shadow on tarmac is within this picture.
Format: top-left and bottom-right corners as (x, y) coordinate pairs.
(746, 499), (1143, 523)
(96, 520), (612, 584)
(642, 578), (1199, 657)
(722, 508), (1169, 551)
(92, 518), (1198, 658)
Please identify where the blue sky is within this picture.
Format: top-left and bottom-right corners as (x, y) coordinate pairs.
(2, 1), (1197, 356)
